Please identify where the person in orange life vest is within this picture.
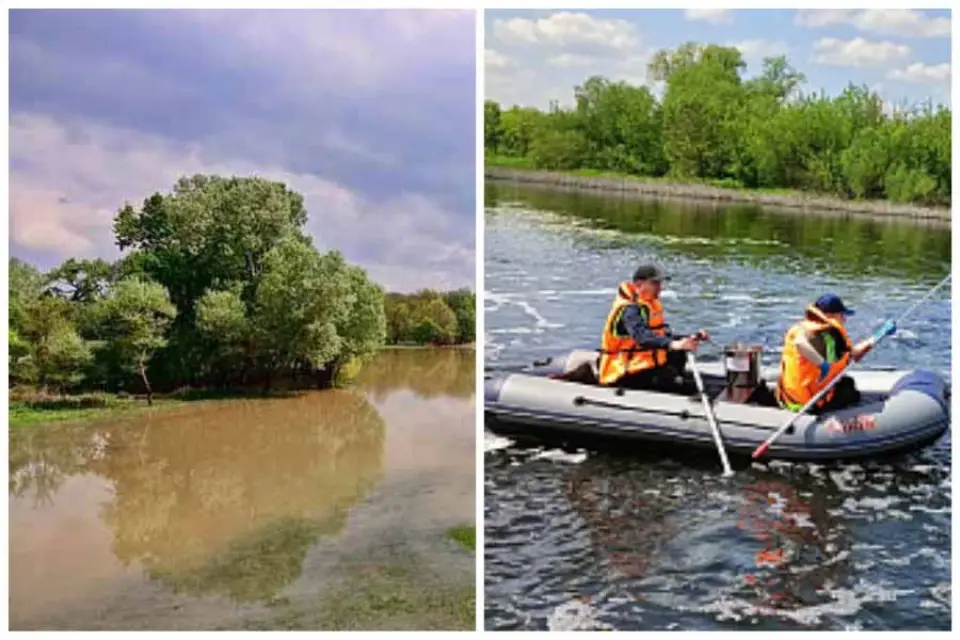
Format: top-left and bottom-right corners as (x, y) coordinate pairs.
(776, 294), (896, 414)
(598, 264), (710, 392)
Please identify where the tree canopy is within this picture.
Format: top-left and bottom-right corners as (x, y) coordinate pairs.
(486, 43), (950, 207)
(9, 174), (475, 396)
(384, 289), (476, 346)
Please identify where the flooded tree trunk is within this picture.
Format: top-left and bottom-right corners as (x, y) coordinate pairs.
(315, 358), (340, 389)
(137, 357), (153, 406)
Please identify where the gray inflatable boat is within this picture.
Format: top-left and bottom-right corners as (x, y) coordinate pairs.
(485, 349), (950, 461)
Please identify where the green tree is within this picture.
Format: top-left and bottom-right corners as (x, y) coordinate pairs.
(45, 258), (117, 304)
(486, 42), (950, 207)
(95, 278), (176, 404)
(498, 106), (545, 157)
(444, 289), (476, 344)
(659, 51), (745, 179)
(112, 175), (311, 385)
(485, 100), (502, 152)
(9, 258), (45, 334)
(37, 324), (93, 391)
(412, 298), (458, 345)
(196, 286), (251, 383)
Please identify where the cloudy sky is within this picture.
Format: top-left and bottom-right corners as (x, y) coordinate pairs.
(10, 10), (476, 292)
(486, 9), (951, 110)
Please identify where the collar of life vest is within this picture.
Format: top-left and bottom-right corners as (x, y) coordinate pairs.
(619, 281), (658, 303)
(805, 304), (846, 330)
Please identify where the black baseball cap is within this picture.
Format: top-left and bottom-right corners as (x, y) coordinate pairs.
(633, 264), (669, 282)
(814, 293), (855, 316)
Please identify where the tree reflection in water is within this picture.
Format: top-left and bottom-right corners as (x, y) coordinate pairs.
(358, 348), (474, 402)
(9, 390), (385, 604)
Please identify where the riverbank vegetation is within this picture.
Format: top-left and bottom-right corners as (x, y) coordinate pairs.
(384, 289), (475, 346)
(9, 175), (475, 421)
(445, 525), (476, 552)
(485, 43), (950, 207)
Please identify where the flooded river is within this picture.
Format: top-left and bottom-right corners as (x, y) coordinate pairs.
(483, 183), (951, 631)
(9, 348), (475, 630)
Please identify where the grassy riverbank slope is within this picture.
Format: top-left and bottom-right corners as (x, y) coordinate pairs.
(485, 160), (950, 222)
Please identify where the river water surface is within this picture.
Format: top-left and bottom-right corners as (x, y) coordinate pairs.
(9, 348), (475, 631)
(483, 183), (951, 631)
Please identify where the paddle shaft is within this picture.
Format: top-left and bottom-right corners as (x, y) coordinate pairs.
(752, 273), (951, 460)
(688, 352), (734, 476)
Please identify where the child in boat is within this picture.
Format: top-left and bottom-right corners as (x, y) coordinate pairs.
(776, 294), (896, 413)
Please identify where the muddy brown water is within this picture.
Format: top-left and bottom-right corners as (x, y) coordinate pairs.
(8, 349), (475, 630)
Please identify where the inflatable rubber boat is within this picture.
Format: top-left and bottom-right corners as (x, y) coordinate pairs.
(485, 349), (950, 461)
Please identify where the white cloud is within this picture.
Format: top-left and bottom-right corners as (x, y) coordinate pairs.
(485, 49), (514, 71)
(811, 37), (912, 68)
(794, 9), (858, 28)
(795, 9), (950, 38)
(486, 11), (651, 109)
(887, 62), (952, 85)
(493, 12), (638, 53)
(684, 9), (733, 24)
(732, 39), (790, 63)
(547, 53), (598, 69)
(9, 112), (472, 292)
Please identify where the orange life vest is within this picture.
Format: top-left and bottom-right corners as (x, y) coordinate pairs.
(776, 306), (852, 411)
(598, 282), (669, 385)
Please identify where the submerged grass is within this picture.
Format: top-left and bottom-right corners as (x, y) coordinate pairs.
(244, 564), (474, 631)
(7, 386), (302, 429)
(8, 393), (185, 429)
(445, 524), (476, 552)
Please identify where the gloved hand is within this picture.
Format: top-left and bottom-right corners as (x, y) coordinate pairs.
(818, 360), (831, 381)
(873, 319), (897, 341)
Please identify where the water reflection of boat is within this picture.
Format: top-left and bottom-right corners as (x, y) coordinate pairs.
(9, 390), (386, 604)
(733, 471), (852, 613)
(487, 350), (949, 462)
(561, 460), (858, 624)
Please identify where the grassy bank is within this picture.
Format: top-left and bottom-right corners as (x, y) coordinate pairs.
(445, 525), (476, 552)
(485, 156), (951, 223)
(7, 387), (305, 429)
(242, 564), (474, 631)
(8, 388), (190, 428)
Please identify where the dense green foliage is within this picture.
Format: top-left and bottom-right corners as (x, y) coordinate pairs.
(9, 175), (473, 398)
(486, 43), (951, 206)
(384, 289), (476, 346)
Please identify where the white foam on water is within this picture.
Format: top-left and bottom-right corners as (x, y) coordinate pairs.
(702, 580), (911, 627)
(720, 293), (756, 302)
(530, 448), (588, 465)
(513, 298), (565, 330)
(546, 598), (614, 631)
(488, 327), (534, 335)
(909, 504), (951, 515)
(484, 432), (514, 452)
(725, 311), (749, 328)
(534, 288), (616, 297)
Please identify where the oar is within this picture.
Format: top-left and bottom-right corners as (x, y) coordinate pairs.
(752, 273), (951, 460)
(688, 352), (734, 477)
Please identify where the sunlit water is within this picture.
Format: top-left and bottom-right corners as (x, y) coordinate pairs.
(483, 183), (951, 631)
(9, 349), (475, 630)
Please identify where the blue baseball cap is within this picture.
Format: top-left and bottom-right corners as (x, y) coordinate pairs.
(814, 293), (855, 316)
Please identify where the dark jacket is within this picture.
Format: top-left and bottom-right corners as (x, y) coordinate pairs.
(620, 303), (674, 350)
